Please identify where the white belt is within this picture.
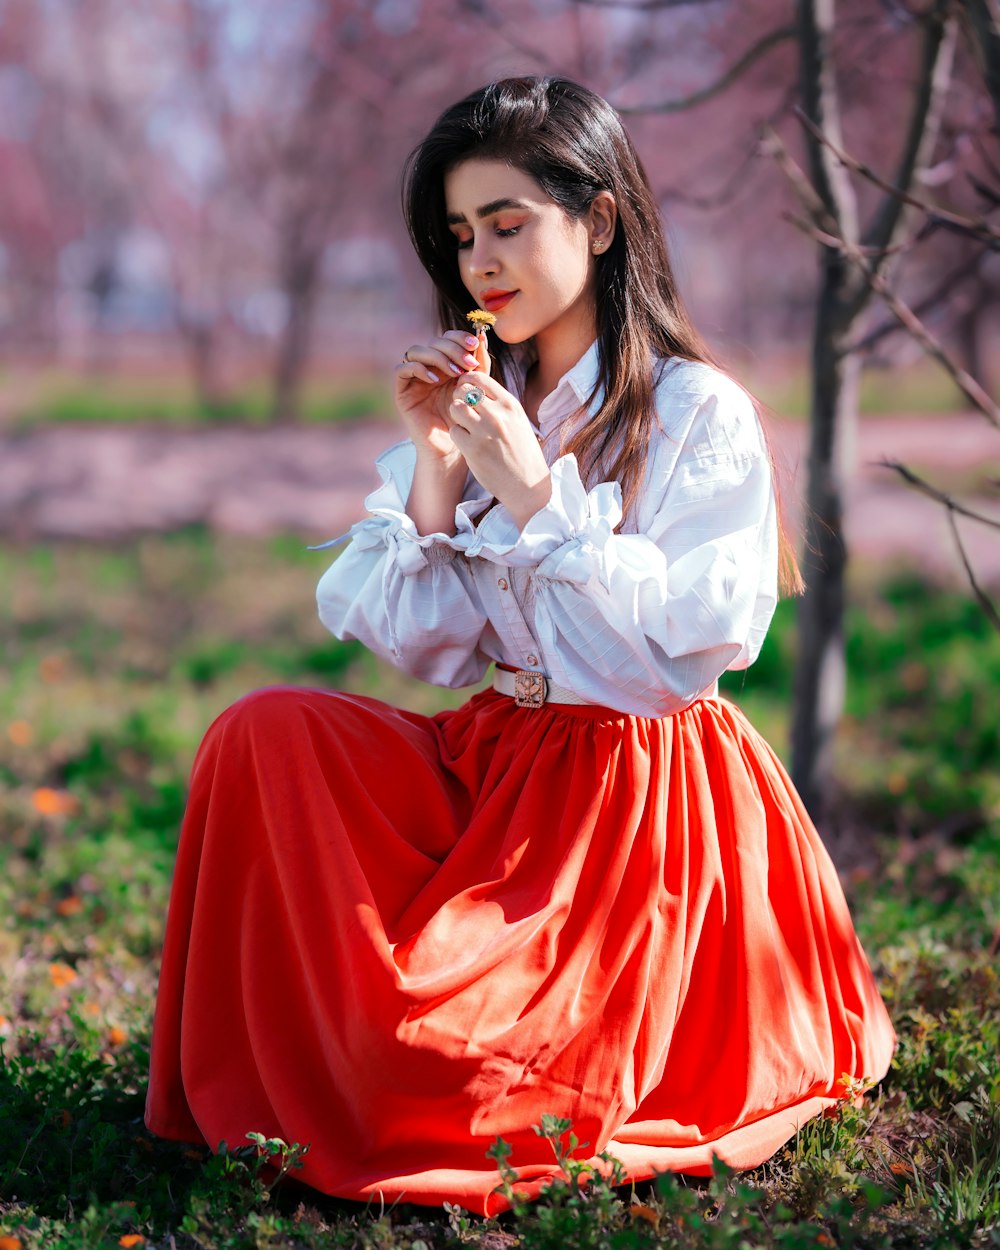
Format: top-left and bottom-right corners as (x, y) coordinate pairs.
(492, 666), (721, 711)
(492, 666), (594, 708)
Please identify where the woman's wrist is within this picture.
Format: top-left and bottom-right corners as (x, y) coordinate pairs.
(407, 449), (468, 537)
(502, 472), (553, 532)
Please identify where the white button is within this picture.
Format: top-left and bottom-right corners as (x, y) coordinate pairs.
(526, 654), (538, 666)
(497, 578), (508, 590)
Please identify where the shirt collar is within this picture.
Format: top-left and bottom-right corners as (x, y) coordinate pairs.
(512, 339), (603, 444)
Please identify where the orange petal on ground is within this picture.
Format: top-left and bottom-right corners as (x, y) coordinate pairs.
(56, 896), (84, 917)
(32, 788), (78, 816)
(118, 1237), (145, 1248)
(7, 721), (33, 746)
(108, 1026), (128, 1046)
(0, 1236), (24, 1250)
(48, 962), (78, 988)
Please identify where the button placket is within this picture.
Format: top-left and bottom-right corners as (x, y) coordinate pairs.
(488, 565), (543, 671)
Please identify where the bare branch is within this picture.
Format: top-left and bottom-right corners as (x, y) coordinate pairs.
(762, 124), (840, 236)
(880, 460), (1000, 530)
(795, 108), (1000, 249)
(861, 2), (957, 263)
(848, 247), (989, 354)
(881, 460), (1000, 632)
(782, 208), (1000, 427)
(617, 24), (796, 115)
(947, 510), (1000, 632)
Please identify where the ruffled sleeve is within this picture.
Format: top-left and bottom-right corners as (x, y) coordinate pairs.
(316, 441), (492, 687)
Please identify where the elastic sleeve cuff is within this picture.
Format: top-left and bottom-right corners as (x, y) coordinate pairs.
(335, 440), (487, 574)
(463, 455), (622, 579)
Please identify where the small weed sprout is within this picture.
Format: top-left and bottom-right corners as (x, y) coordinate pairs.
(245, 1130), (310, 1193)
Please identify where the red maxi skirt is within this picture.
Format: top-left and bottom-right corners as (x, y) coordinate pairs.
(145, 685), (897, 1214)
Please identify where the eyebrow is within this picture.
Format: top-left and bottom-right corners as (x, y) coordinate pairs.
(446, 197), (530, 225)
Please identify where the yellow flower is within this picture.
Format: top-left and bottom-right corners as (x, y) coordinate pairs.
(466, 309), (497, 329)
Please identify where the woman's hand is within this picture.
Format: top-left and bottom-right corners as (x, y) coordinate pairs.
(449, 377), (552, 530)
(394, 330), (487, 463)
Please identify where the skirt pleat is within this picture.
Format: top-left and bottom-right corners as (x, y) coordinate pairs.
(145, 685), (896, 1214)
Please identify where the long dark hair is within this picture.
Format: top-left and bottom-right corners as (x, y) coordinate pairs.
(402, 76), (801, 593)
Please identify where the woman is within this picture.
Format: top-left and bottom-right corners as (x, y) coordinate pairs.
(145, 76), (896, 1215)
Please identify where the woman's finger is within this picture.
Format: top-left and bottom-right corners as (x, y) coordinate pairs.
(407, 337), (480, 376)
(395, 357), (440, 385)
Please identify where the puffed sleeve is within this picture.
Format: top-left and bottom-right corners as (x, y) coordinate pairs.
(315, 440), (492, 687)
(454, 364), (779, 717)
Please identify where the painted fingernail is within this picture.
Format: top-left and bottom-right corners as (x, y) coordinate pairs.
(462, 355), (478, 369)
(465, 335), (479, 348)
(449, 363), (464, 375)
(427, 370), (440, 382)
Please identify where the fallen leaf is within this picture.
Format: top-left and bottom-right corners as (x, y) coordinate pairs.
(56, 896), (84, 917)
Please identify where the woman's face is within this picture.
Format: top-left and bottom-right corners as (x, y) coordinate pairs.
(444, 158), (599, 355)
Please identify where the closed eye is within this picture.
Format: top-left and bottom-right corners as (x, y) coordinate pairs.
(454, 225), (522, 250)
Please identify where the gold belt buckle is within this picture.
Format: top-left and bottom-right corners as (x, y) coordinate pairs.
(514, 669), (548, 709)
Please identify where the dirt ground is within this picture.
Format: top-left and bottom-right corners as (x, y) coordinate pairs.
(1, 413), (998, 584)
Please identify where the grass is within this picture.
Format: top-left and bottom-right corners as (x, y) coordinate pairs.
(5, 355), (989, 432)
(1, 532), (998, 1248)
(8, 373), (396, 430)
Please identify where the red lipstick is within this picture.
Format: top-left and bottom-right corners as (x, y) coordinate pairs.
(481, 290), (517, 313)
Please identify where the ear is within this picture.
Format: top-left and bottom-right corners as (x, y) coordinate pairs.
(589, 191), (617, 253)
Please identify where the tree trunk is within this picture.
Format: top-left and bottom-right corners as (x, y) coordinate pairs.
(789, 0), (953, 824)
(271, 255), (321, 425)
(791, 269), (858, 821)
(790, 0), (860, 824)
(179, 318), (226, 413)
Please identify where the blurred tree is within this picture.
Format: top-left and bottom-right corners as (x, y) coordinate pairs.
(786, 0), (958, 822)
(592, 0), (996, 822)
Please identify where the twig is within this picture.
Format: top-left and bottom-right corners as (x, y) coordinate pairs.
(781, 206), (1000, 428)
(795, 107), (1000, 250)
(762, 126), (839, 235)
(880, 460), (1000, 531)
(947, 509), (1000, 632)
(617, 25), (796, 114)
(882, 459), (1000, 633)
(847, 247), (988, 354)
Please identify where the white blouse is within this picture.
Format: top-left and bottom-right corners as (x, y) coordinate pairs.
(315, 343), (778, 718)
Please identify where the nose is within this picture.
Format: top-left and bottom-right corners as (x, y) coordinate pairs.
(465, 235), (499, 279)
